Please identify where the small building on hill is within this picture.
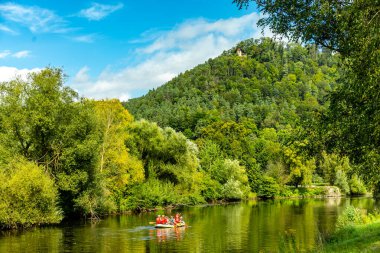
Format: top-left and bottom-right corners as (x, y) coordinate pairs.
(236, 48), (246, 57)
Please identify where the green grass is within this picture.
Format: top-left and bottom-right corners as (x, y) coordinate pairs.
(317, 221), (380, 252)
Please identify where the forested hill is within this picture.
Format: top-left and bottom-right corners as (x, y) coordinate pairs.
(125, 38), (339, 137)
(125, 38), (350, 195)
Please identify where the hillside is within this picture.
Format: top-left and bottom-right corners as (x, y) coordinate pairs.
(126, 38), (339, 134)
(125, 38), (343, 194)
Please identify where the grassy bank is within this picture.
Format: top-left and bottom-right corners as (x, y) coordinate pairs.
(318, 222), (380, 252)
(316, 206), (380, 253)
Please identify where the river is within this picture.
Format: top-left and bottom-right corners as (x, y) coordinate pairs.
(0, 198), (378, 252)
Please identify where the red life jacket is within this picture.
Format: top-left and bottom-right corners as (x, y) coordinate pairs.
(156, 217), (160, 224)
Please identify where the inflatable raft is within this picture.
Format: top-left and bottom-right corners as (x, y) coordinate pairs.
(155, 222), (185, 228)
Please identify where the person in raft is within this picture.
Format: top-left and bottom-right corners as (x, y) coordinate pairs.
(156, 215), (164, 224)
(174, 213), (181, 224)
(156, 215), (161, 224)
(156, 214), (184, 225)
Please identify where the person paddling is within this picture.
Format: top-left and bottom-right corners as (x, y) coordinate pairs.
(156, 215), (161, 225)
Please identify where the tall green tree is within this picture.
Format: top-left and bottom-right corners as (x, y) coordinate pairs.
(126, 120), (201, 191)
(0, 68), (102, 216)
(94, 99), (144, 211)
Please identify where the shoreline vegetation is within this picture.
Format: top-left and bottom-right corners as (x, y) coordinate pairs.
(316, 206), (380, 252)
(0, 39), (375, 231)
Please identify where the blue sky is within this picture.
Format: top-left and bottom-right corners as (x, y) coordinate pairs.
(0, 1), (267, 100)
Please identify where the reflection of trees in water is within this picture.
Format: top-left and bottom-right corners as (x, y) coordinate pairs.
(152, 226), (186, 243)
(1, 198), (378, 252)
(0, 228), (63, 252)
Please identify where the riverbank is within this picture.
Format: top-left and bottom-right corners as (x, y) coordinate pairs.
(317, 221), (380, 252)
(315, 204), (380, 253)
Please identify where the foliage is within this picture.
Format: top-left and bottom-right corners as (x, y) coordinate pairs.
(125, 38), (340, 193)
(126, 120), (201, 190)
(320, 152), (351, 186)
(197, 140), (250, 200)
(221, 179), (246, 200)
(0, 157), (62, 229)
(232, 0), (380, 191)
(284, 147), (316, 187)
(257, 176), (280, 199)
(0, 68), (102, 216)
(0, 34), (368, 228)
(334, 170), (350, 194)
(94, 99), (144, 212)
(124, 179), (181, 210)
(336, 206), (365, 230)
(320, 221), (380, 253)
(349, 174), (366, 196)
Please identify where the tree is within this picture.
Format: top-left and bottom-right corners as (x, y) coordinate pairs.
(320, 151), (351, 185)
(126, 120), (201, 191)
(233, 0), (380, 188)
(0, 68), (102, 216)
(94, 100), (144, 211)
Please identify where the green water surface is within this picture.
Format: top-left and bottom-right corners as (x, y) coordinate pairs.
(0, 198), (378, 252)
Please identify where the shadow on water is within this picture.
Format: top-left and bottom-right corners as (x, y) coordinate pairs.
(0, 197), (378, 252)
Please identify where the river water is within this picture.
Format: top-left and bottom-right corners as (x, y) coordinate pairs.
(0, 198), (378, 252)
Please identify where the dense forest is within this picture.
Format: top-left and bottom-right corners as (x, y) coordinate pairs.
(0, 38), (371, 229)
(126, 38), (367, 197)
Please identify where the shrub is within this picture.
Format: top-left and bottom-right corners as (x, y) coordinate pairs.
(125, 179), (180, 210)
(336, 206), (364, 230)
(257, 176), (280, 199)
(221, 179), (246, 200)
(312, 174), (325, 185)
(0, 159), (62, 229)
(334, 170), (350, 194)
(349, 174), (366, 195)
(200, 176), (222, 201)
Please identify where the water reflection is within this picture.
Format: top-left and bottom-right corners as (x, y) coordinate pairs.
(151, 226), (187, 243)
(0, 198), (378, 252)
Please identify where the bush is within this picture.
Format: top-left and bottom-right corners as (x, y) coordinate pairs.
(336, 206), (364, 230)
(334, 170), (350, 194)
(221, 179), (246, 200)
(312, 173), (325, 185)
(125, 179), (180, 210)
(349, 174), (366, 195)
(257, 176), (280, 199)
(200, 176), (222, 201)
(125, 179), (207, 210)
(0, 159), (62, 229)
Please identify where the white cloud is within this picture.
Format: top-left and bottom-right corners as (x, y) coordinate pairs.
(0, 50), (31, 59)
(0, 24), (17, 34)
(78, 3), (123, 21)
(72, 13), (272, 100)
(0, 66), (41, 82)
(12, 50), (30, 58)
(0, 3), (67, 33)
(0, 50), (11, 58)
(74, 66), (90, 83)
(72, 34), (96, 43)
